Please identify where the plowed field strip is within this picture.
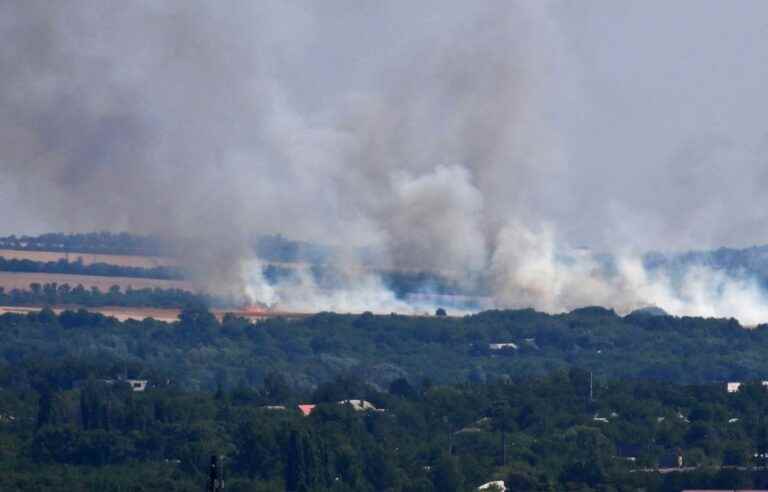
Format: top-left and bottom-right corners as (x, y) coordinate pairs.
(0, 249), (175, 268)
(0, 271), (191, 291)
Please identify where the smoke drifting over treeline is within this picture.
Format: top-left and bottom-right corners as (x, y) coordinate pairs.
(3, 1), (768, 322)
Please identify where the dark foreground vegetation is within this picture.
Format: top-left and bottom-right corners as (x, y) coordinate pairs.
(4, 355), (768, 491)
(1, 305), (767, 390)
(3, 302), (768, 489)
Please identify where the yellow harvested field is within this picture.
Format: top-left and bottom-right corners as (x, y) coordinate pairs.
(0, 249), (176, 268)
(0, 305), (311, 322)
(0, 271), (192, 292)
(0, 305), (182, 322)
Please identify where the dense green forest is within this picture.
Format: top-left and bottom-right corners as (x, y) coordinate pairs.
(0, 305), (765, 392)
(3, 352), (768, 491)
(5, 233), (768, 490)
(1, 307), (768, 489)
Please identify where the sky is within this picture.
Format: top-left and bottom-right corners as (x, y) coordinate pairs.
(2, 1), (768, 317)
(2, 1), (767, 252)
(552, 1), (768, 251)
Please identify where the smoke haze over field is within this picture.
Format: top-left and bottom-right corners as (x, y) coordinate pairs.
(3, 1), (768, 321)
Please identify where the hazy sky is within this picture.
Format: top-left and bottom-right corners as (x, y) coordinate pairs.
(551, 1), (768, 251)
(2, 0), (768, 255)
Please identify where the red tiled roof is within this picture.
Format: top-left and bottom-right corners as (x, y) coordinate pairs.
(298, 404), (316, 416)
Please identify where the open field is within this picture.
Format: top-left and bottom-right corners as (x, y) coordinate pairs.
(0, 305), (182, 322)
(0, 271), (191, 292)
(0, 249), (176, 268)
(0, 248), (463, 277)
(0, 305), (312, 322)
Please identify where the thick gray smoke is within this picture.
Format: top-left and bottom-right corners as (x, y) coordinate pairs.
(2, 1), (768, 321)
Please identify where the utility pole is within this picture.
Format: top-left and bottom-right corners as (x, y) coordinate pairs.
(444, 417), (454, 456)
(206, 455), (224, 492)
(501, 432), (507, 466)
(589, 371), (594, 403)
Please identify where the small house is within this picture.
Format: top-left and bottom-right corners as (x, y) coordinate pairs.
(298, 404), (316, 416)
(478, 481), (506, 491)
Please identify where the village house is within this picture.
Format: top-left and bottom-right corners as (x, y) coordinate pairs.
(726, 381), (768, 393)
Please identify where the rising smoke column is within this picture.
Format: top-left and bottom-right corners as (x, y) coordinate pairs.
(0, 0), (559, 298)
(2, 1), (768, 320)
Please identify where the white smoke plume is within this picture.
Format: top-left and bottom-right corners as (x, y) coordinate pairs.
(243, 258), (450, 315)
(491, 223), (768, 325)
(2, 1), (768, 322)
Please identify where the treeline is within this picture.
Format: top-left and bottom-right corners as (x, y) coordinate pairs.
(0, 233), (484, 299)
(4, 354), (768, 490)
(255, 234), (332, 264)
(644, 244), (768, 289)
(0, 232), (172, 256)
(0, 258), (478, 308)
(262, 263), (473, 298)
(0, 256), (184, 280)
(3, 305), (768, 393)
(0, 283), (216, 308)
(0, 255), (470, 300)
(0, 232), (331, 265)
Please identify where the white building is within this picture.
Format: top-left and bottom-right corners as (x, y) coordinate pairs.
(338, 399), (383, 412)
(489, 343), (518, 351)
(125, 379), (148, 392)
(726, 381), (768, 393)
(478, 480), (506, 491)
